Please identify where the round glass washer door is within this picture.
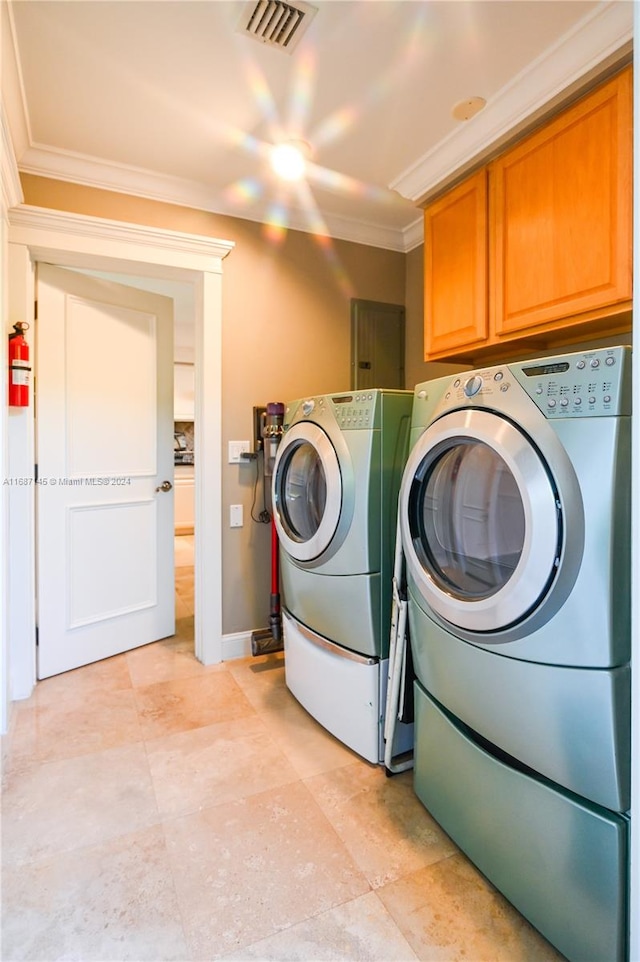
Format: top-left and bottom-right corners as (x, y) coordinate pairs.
(273, 422), (342, 563)
(399, 408), (562, 633)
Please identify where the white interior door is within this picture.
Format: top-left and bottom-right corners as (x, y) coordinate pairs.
(36, 263), (175, 678)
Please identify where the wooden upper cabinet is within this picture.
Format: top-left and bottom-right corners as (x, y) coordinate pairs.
(491, 67), (632, 337)
(424, 169), (488, 358)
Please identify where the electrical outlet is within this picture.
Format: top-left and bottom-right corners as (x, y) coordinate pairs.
(230, 504), (243, 527)
(228, 440), (250, 464)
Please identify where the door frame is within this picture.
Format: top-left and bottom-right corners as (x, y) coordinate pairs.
(7, 204), (233, 701)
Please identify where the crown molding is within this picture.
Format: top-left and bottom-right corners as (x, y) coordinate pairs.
(402, 216), (424, 253)
(391, 0), (633, 204)
(1, 104), (23, 212)
(2, 1), (30, 159)
(5, 0), (629, 253)
(18, 144), (410, 253)
(5, 0), (409, 256)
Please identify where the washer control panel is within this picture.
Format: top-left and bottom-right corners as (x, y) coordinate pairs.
(285, 391), (379, 430)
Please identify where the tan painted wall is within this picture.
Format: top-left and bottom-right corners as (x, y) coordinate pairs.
(21, 175), (407, 635)
(405, 244), (472, 388)
(19, 177), (628, 639)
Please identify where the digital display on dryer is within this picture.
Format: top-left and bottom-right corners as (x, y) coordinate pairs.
(522, 362), (570, 376)
(332, 395), (354, 404)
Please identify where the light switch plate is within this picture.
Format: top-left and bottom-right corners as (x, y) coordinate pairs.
(228, 440), (250, 464)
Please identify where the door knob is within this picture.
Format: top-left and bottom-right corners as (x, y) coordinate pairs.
(155, 480), (173, 492)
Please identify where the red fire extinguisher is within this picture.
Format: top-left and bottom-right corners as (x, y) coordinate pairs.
(8, 322), (31, 407)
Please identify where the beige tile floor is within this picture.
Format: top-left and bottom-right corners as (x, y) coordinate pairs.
(1, 537), (568, 962)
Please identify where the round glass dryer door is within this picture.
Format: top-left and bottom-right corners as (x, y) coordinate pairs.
(273, 422), (342, 562)
(400, 409), (561, 633)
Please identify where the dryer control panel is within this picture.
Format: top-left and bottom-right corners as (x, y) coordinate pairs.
(419, 346), (631, 426)
(330, 392), (376, 429)
(510, 346), (631, 418)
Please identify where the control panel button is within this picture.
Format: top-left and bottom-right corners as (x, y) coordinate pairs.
(494, 371), (504, 381)
(590, 358), (600, 369)
(604, 395), (612, 404)
(536, 387), (543, 395)
(605, 356), (616, 366)
(302, 399), (315, 416)
(574, 397), (582, 406)
(547, 399), (557, 408)
(589, 396), (596, 405)
(560, 398), (569, 407)
(576, 360), (586, 370)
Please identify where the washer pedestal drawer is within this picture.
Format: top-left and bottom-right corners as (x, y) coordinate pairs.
(413, 684), (628, 962)
(280, 553), (381, 657)
(283, 609), (412, 764)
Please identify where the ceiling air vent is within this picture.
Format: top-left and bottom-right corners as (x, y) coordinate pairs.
(238, 0), (317, 53)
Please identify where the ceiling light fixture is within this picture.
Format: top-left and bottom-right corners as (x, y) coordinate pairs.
(270, 139), (311, 182)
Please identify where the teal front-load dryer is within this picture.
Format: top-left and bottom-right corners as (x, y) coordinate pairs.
(272, 389), (413, 764)
(398, 346), (631, 962)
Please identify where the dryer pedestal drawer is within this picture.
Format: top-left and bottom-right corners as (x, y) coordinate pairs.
(413, 684), (628, 962)
(407, 586), (630, 812)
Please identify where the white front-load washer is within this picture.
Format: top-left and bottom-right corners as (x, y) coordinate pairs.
(398, 346), (631, 962)
(272, 389), (413, 763)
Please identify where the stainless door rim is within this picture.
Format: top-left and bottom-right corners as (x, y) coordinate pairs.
(400, 408), (575, 633)
(273, 421), (350, 563)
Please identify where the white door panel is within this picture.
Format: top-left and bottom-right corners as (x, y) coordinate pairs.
(67, 500), (157, 627)
(36, 264), (174, 678)
(63, 297), (158, 474)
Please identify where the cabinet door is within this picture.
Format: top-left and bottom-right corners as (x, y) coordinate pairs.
(491, 68), (632, 337)
(424, 169), (488, 358)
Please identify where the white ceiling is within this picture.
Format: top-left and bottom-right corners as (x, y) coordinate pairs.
(2, 1), (633, 251)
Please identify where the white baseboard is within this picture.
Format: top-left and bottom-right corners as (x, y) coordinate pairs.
(201, 629), (283, 663)
(221, 630), (254, 662)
